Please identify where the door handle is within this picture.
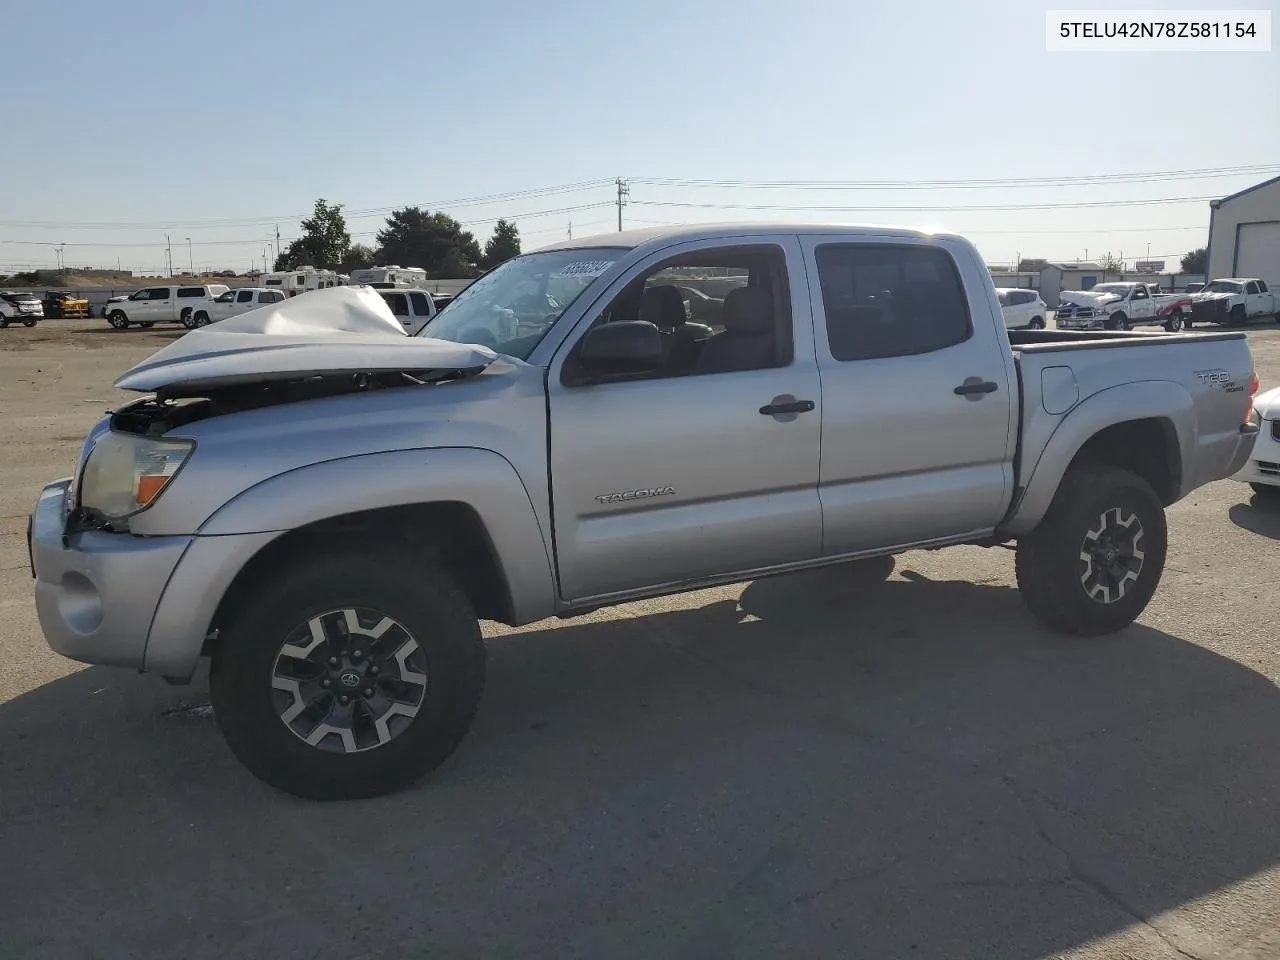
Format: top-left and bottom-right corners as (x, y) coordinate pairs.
(953, 379), (999, 396)
(759, 399), (815, 416)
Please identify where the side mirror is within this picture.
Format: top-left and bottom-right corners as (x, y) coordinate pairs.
(577, 321), (663, 377)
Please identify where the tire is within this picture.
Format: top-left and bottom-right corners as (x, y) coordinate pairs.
(210, 545), (486, 800)
(1163, 309), (1184, 333)
(0, 320), (8, 329)
(1107, 312), (1130, 331)
(23, 319), (37, 327)
(107, 311), (130, 329)
(181, 309), (199, 329)
(1028, 317), (1045, 330)
(1250, 483), (1280, 501)
(1229, 305), (1246, 327)
(139, 322), (155, 328)
(193, 311), (209, 326)
(1015, 464), (1167, 636)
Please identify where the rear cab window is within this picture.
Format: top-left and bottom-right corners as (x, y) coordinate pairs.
(814, 244), (972, 361)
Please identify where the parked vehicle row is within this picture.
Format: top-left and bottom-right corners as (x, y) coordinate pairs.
(0, 291), (43, 326)
(1190, 278), (1277, 327)
(28, 223), (1260, 800)
(103, 284), (231, 329)
(1055, 281), (1192, 332)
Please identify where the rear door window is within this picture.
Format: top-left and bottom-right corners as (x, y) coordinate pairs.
(237, 290), (255, 303)
(815, 245), (972, 361)
(409, 291), (432, 315)
(177, 287), (206, 298)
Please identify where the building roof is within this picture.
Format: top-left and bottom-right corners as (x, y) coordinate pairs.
(1045, 262), (1105, 271)
(1214, 173), (1280, 207)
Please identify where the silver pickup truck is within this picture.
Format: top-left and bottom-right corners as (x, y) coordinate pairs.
(28, 224), (1261, 800)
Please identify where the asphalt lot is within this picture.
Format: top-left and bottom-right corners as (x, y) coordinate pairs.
(3, 317), (1280, 959)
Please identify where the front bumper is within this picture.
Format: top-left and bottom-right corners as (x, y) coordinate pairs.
(1232, 420), (1280, 487)
(30, 480), (192, 671)
(1056, 314), (1105, 331)
(30, 479), (280, 679)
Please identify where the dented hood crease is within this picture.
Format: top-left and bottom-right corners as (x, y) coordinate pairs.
(1059, 290), (1120, 308)
(114, 286), (497, 393)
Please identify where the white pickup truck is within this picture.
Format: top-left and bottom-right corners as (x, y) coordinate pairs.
(103, 283), (231, 330)
(1189, 278), (1278, 327)
(28, 223), (1260, 799)
(1055, 281), (1191, 332)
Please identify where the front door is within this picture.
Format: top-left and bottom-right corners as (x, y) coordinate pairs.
(801, 236), (1016, 555)
(546, 238), (823, 602)
(145, 286), (173, 322)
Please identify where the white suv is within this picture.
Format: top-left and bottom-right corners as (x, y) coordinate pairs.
(996, 288), (1047, 330)
(195, 287), (288, 325)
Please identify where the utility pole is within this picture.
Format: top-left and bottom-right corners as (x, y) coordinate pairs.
(186, 237), (193, 275)
(165, 234), (173, 276)
(567, 220), (572, 240)
(615, 178), (630, 231)
(275, 224), (281, 266)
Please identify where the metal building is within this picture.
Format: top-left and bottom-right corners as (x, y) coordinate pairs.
(1208, 174), (1280, 291)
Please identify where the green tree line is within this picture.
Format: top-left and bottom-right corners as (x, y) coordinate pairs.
(273, 199), (523, 277)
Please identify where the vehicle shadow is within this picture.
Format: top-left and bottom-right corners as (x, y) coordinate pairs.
(1228, 494), (1280, 539)
(2, 562), (1278, 959)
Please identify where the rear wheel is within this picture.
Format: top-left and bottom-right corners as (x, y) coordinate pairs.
(181, 309), (199, 329)
(22, 319), (37, 327)
(1028, 316), (1045, 330)
(107, 311), (129, 329)
(0, 319), (8, 329)
(1164, 309), (1184, 332)
(193, 310), (209, 326)
(1016, 464), (1167, 636)
(210, 545), (486, 800)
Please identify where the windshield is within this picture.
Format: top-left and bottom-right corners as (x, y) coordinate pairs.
(1204, 281), (1244, 294)
(1092, 284), (1129, 297)
(419, 248), (625, 359)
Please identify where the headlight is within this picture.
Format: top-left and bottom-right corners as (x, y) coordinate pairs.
(79, 431), (194, 524)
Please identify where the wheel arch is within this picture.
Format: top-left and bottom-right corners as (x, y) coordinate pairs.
(143, 448), (557, 680)
(1001, 381), (1193, 536)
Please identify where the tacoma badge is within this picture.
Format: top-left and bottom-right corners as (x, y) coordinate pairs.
(595, 486), (675, 505)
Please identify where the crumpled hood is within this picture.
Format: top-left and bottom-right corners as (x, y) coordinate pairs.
(1190, 290), (1234, 302)
(1255, 385), (1280, 421)
(1059, 290), (1121, 308)
(114, 285), (497, 395)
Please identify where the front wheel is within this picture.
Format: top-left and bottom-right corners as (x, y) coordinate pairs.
(107, 311), (129, 329)
(1015, 464), (1167, 636)
(1229, 305), (1246, 327)
(22, 319), (37, 327)
(1107, 313), (1130, 331)
(1164, 310), (1184, 332)
(210, 545), (486, 800)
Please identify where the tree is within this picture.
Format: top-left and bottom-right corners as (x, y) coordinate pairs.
(481, 219), (521, 269)
(340, 243), (376, 273)
(274, 199), (350, 270)
(375, 207), (481, 278)
(1097, 252), (1125, 274)
(1181, 247), (1208, 274)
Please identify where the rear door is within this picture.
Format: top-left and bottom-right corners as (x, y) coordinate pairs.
(1245, 281), (1268, 318)
(801, 236), (1016, 555)
(546, 237), (822, 601)
(408, 291), (435, 334)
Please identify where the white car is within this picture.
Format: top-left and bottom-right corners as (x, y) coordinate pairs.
(195, 287), (288, 325)
(995, 288), (1047, 330)
(0, 291), (43, 327)
(1235, 385), (1280, 499)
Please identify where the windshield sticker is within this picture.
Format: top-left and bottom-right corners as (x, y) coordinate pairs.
(552, 260), (614, 279)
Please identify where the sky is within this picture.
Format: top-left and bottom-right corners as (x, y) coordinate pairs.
(2, 0), (1277, 276)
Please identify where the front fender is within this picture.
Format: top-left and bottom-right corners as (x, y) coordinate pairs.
(1001, 381), (1195, 536)
(199, 446), (556, 621)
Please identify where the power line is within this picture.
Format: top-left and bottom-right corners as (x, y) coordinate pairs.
(631, 195), (1216, 214)
(0, 179), (616, 230)
(628, 163), (1280, 191)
